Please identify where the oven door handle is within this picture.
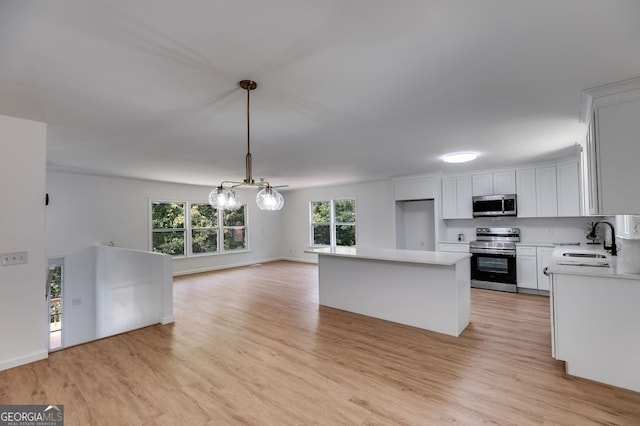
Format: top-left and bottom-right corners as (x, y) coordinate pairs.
(470, 249), (516, 257)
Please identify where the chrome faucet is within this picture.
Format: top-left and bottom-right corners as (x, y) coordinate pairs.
(587, 220), (618, 256)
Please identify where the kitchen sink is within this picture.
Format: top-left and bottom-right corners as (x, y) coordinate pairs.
(562, 252), (607, 259)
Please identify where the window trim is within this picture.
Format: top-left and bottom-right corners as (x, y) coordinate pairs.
(309, 198), (357, 248)
(150, 199), (249, 257)
(150, 201), (187, 257)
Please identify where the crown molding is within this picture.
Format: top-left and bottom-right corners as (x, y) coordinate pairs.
(579, 76), (640, 124)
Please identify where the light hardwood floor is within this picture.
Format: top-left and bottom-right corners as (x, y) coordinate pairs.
(1, 261), (639, 425)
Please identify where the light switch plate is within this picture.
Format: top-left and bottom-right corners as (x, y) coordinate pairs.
(1, 251), (28, 266)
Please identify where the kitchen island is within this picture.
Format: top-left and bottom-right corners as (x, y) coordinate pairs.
(547, 246), (640, 392)
(304, 247), (471, 337)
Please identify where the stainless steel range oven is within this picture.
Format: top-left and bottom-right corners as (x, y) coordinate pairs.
(469, 227), (519, 292)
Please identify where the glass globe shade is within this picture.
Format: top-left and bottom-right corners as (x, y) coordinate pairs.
(256, 187), (284, 210)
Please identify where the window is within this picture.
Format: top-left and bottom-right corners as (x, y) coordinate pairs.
(334, 199), (356, 246)
(151, 202), (185, 256)
(310, 199), (356, 247)
(311, 201), (331, 245)
(223, 207), (247, 250)
(151, 201), (247, 256)
(191, 203), (218, 254)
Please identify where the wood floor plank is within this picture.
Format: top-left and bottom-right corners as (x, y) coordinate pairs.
(1, 261), (639, 425)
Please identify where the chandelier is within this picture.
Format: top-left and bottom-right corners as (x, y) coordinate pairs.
(209, 80), (285, 211)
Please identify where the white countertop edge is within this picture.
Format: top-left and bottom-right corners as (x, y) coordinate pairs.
(546, 262), (640, 280)
(304, 247), (471, 266)
(516, 242), (556, 248)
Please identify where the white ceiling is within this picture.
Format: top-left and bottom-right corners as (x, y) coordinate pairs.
(2, 1), (640, 190)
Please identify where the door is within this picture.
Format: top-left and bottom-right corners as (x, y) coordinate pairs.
(471, 253), (517, 284)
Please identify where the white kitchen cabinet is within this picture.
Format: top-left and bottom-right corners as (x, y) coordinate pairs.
(556, 161), (581, 217)
(582, 77), (640, 215)
(516, 169), (537, 218)
(472, 171), (515, 196)
(516, 163), (579, 218)
(456, 176), (472, 218)
(394, 177), (435, 201)
(442, 177), (458, 218)
(536, 247), (554, 291)
(516, 245), (553, 293)
(535, 166), (558, 217)
(472, 174), (493, 196)
(516, 246), (538, 290)
(595, 99), (640, 214)
(442, 176), (473, 219)
(493, 171), (516, 194)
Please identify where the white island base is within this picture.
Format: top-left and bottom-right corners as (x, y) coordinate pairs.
(306, 247), (471, 337)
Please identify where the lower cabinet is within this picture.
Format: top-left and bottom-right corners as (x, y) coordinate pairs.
(536, 247), (554, 291)
(516, 246), (538, 290)
(516, 245), (553, 293)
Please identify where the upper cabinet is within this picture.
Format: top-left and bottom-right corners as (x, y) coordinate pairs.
(516, 161), (581, 218)
(443, 160), (580, 220)
(515, 169), (537, 217)
(581, 77), (640, 215)
(556, 161), (581, 217)
(394, 176), (436, 201)
(442, 176), (473, 219)
(472, 171), (516, 196)
(535, 166), (558, 217)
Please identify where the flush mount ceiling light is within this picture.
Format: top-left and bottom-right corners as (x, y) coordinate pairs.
(209, 80), (285, 211)
(442, 152), (478, 163)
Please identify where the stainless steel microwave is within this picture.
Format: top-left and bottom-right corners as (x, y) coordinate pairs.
(472, 194), (517, 217)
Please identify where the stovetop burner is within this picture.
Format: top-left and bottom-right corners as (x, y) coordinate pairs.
(470, 227), (520, 254)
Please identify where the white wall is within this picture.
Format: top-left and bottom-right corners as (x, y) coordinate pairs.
(0, 115), (48, 371)
(46, 172), (284, 275)
(281, 180), (395, 262)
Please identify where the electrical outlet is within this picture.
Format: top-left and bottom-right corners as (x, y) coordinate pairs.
(1, 251), (28, 266)
(72, 298), (82, 305)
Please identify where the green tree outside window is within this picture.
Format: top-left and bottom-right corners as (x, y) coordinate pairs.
(310, 199), (356, 247)
(151, 201), (247, 256)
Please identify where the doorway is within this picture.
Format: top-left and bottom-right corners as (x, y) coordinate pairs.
(47, 258), (64, 351)
(395, 199), (436, 250)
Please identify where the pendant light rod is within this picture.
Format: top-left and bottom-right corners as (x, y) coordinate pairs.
(240, 80), (257, 185)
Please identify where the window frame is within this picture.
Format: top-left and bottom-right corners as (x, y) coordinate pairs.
(190, 202), (220, 256)
(150, 201), (187, 257)
(150, 199), (249, 257)
(309, 198), (357, 248)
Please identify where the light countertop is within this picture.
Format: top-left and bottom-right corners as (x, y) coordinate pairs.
(305, 246), (471, 266)
(516, 242), (556, 247)
(547, 244), (640, 280)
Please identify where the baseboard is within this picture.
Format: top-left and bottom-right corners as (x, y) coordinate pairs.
(281, 256), (318, 264)
(173, 257), (287, 277)
(160, 315), (175, 325)
(0, 349), (48, 372)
